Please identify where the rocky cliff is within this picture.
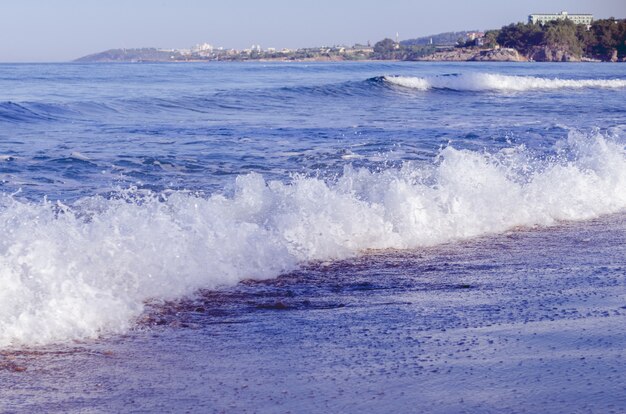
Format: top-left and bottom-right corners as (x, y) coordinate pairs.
(526, 46), (581, 62)
(416, 48), (526, 62)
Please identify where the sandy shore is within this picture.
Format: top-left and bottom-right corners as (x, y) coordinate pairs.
(1, 213), (625, 413)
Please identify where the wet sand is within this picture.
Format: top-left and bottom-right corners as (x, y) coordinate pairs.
(1, 214), (626, 413)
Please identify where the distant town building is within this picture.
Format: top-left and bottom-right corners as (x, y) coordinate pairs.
(190, 43), (214, 57)
(194, 43), (213, 52)
(466, 32), (485, 41)
(528, 11), (593, 25)
(351, 44), (374, 54)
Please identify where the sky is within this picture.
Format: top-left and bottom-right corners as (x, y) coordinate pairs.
(1, 0), (624, 62)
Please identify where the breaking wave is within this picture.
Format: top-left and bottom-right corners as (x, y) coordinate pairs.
(383, 73), (626, 92)
(5, 72), (624, 127)
(1, 130), (626, 347)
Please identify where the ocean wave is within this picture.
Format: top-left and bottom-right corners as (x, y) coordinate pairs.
(383, 73), (626, 92)
(0, 101), (60, 123)
(3, 73), (625, 126)
(0, 100), (102, 124)
(1, 130), (626, 347)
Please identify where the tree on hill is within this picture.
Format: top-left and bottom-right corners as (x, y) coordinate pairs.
(373, 38), (400, 59)
(540, 19), (584, 57)
(401, 31), (478, 46)
(482, 30), (500, 48)
(374, 38), (397, 52)
(585, 18), (626, 60)
(496, 22), (544, 55)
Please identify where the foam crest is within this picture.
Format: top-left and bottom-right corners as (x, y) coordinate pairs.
(385, 73), (626, 92)
(1, 130), (626, 347)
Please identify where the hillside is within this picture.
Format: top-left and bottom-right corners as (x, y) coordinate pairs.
(489, 18), (626, 62)
(75, 48), (183, 63)
(401, 31), (480, 46)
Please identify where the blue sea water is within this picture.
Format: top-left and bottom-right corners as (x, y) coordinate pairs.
(1, 61), (626, 349)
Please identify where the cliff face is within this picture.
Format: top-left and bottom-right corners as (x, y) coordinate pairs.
(527, 46), (581, 62)
(470, 48), (526, 62)
(415, 46), (597, 63)
(416, 47), (526, 62)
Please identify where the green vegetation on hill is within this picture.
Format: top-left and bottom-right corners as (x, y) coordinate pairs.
(379, 18), (625, 62)
(401, 31), (479, 46)
(487, 18), (626, 61)
(372, 38), (435, 60)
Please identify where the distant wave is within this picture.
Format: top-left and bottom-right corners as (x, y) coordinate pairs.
(0, 100), (98, 124)
(4, 73), (626, 126)
(0, 101), (60, 123)
(383, 73), (626, 91)
(0, 80), (384, 125)
(1, 129), (626, 348)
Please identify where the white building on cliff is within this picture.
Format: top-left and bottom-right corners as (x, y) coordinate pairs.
(528, 11), (593, 25)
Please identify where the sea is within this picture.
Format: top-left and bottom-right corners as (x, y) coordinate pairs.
(1, 61), (626, 413)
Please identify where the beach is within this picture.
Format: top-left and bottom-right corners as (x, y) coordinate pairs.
(2, 213), (625, 412)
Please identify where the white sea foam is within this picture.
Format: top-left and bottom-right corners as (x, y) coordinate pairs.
(1, 130), (626, 347)
(385, 73), (626, 91)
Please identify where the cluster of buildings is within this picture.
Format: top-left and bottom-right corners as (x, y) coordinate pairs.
(168, 42), (376, 61)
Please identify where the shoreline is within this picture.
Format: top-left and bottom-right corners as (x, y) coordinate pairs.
(2, 213), (626, 412)
(72, 47), (623, 64)
(64, 58), (617, 64)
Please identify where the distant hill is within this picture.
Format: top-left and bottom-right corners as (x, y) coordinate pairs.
(401, 31), (480, 46)
(75, 48), (183, 63)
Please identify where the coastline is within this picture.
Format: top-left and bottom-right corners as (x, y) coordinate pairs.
(72, 47), (622, 64)
(72, 18), (626, 64)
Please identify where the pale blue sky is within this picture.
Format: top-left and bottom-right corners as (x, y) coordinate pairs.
(1, 0), (624, 62)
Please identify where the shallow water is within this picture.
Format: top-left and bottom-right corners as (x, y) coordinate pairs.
(2, 213), (625, 413)
(1, 61), (626, 411)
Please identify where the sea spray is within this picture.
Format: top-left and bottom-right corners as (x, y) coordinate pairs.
(384, 73), (626, 92)
(1, 130), (625, 347)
